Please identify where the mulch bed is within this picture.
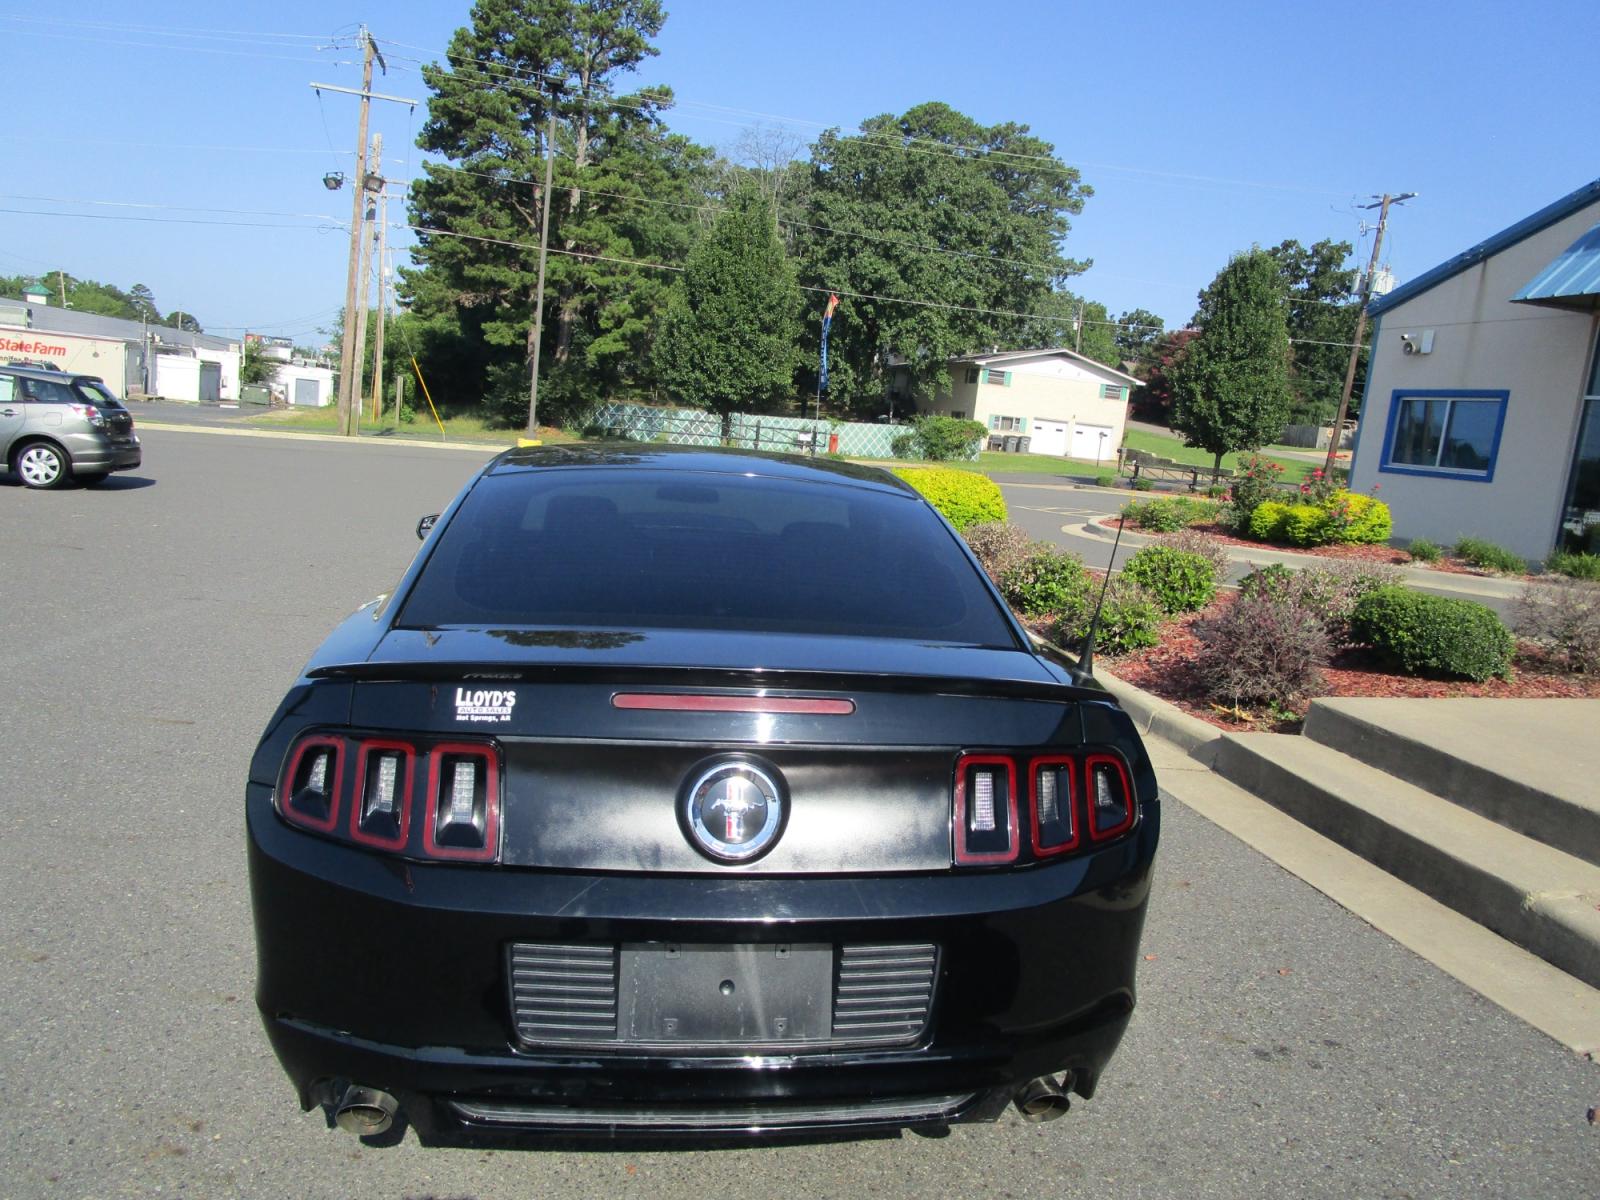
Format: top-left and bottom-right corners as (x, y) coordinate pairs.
(1102, 516), (1533, 577)
(1104, 592), (1600, 734)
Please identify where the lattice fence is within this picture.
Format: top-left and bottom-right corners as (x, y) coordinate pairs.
(586, 402), (922, 460)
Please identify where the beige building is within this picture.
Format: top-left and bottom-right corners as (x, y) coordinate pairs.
(900, 348), (1138, 463)
(1350, 178), (1600, 561)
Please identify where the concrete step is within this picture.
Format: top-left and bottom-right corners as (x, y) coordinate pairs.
(1212, 732), (1600, 990)
(1302, 698), (1600, 868)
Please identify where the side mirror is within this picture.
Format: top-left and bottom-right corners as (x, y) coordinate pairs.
(416, 513), (438, 541)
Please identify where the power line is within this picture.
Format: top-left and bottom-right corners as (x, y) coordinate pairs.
(0, 207), (337, 231)
(0, 193), (343, 222)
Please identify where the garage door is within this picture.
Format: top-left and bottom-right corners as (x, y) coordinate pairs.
(1070, 423), (1115, 462)
(1029, 419), (1068, 456)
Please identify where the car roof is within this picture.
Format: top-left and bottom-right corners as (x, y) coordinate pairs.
(485, 442), (920, 497)
(0, 363), (101, 384)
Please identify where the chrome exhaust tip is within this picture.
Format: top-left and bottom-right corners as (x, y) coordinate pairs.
(334, 1085), (399, 1137)
(1013, 1075), (1071, 1123)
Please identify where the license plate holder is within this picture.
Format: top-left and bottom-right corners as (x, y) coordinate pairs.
(618, 943), (831, 1045)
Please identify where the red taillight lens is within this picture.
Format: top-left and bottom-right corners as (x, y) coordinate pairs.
(1029, 756), (1079, 856)
(423, 744), (500, 862)
(953, 754), (1018, 864)
(1085, 754), (1135, 841)
(281, 737), (343, 832)
(349, 739), (415, 850)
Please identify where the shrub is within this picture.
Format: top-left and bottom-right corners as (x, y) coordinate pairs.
(1225, 455), (1287, 530)
(1193, 595), (1330, 709)
(1248, 500), (1291, 542)
(1296, 466), (1341, 506)
(1156, 528), (1230, 582)
(1323, 492), (1393, 545)
(892, 467), (1006, 530)
(1281, 502), (1332, 547)
(961, 521), (1035, 585)
(902, 415), (988, 461)
(1000, 547), (1093, 622)
(1547, 550), (1600, 582)
(1454, 536), (1526, 575)
(1128, 475), (1154, 491)
(1515, 578), (1600, 673)
(1054, 576), (1161, 656)
(1239, 562), (1296, 602)
(1121, 545), (1217, 613)
(1121, 498), (1186, 533)
(1348, 586), (1515, 681)
(1407, 537), (1442, 563)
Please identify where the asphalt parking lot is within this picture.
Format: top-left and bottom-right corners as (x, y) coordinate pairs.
(1, 427), (1596, 1199)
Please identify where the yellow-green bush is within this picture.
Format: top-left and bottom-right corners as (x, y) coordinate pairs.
(1249, 491), (1393, 547)
(1282, 503), (1331, 546)
(1328, 492), (1393, 544)
(892, 467), (1006, 530)
(1249, 500), (1291, 541)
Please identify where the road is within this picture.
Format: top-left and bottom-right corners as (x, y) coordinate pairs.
(1, 428), (1595, 1199)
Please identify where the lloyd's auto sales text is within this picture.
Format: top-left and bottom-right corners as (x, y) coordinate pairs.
(0, 336), (68, 358)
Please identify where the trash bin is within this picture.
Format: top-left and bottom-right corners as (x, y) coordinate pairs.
(239, 384), (271, 406)
(1003, 435), (1020, 453)
(988, 435), (1005, 451)
(1017, 436), (1031, 454)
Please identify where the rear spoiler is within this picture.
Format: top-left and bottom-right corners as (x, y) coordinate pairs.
(306, 659), (1114, 706)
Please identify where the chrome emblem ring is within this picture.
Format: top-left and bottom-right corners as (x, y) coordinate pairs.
(682, 760), (785, 863)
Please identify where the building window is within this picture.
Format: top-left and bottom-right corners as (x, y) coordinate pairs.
(1099, 383), (1123, 400)
(1380, 390), (1507, 481)
(983, 369), (1011, 386)
(1558, 340), (1600, 552)
(950, 410), (966, 420)
(965, 367), (980, 384)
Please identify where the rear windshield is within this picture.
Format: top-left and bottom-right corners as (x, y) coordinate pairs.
(75, 379), (125, 409)
(397, 468), (1018, 646)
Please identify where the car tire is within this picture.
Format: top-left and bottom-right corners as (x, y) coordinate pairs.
(14, 442), (70, 489)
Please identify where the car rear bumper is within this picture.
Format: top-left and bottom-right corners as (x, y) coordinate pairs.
(65, 432), (140, 473)
(246, 784), (1158, 1140)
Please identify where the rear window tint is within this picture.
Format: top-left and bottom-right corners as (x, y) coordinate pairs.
(397, 469), (1017, 647)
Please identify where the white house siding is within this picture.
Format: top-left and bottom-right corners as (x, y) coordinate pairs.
(919, 353), (1131, 458)
(1349, 201), (1600, 560)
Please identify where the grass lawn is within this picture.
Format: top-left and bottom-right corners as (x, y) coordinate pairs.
(1121, 429), (1318, 484)
(244, 407), (576, 445)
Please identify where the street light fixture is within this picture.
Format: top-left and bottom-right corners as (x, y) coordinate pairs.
(322, 171), (345, 191)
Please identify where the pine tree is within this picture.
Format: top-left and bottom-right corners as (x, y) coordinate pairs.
(1169, 249), (1292, 479)
(656, 185), (801, 438)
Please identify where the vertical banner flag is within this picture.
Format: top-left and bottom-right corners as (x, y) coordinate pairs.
(819, 293), (839, 391)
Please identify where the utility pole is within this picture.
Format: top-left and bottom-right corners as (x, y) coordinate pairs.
(351, 132), (382, 431)
(525, 109), (557, 441)
(1324, 192), (1415, 475)
(333, 28), (376, 438)
(1075, 301), (1083, 355)
(371, 187), (390, 423)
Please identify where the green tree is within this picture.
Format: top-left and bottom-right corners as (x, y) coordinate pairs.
(1266, 238), (1361, 423)
(1031, 292), (1117, 365)
(1169, 249), (1292, 478)
(128, 283), (160, 322)
(794, 102), (1091, 416)
(404, 0), (714, 430)
(240, 340), (276, 385)
(656, 184), (801, 438)
(1132, 327), (1197, 424)
(164, 310), (202, 333)
(1114, 308), (1166, 375)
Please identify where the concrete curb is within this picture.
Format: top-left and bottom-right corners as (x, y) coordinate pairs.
(136, 421), (505, 454)
(1097, 666), (1222, 766)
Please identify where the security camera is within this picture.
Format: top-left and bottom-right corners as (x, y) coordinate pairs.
(1400, 333), (1418, 356)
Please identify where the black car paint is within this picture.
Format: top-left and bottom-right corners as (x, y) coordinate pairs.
(247, 445), (1160, 1140)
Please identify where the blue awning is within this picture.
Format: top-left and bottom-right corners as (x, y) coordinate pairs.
(1512, 221), (1600, 310)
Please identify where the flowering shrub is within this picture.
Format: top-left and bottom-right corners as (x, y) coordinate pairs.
(1238, 561), (1403, 641)
(1298, 466), (1340, 506)
(1246, 491), (1391, 547)
(1194, 595), (1330, 709)
(1321, 492), (1392, 544)
(1223, 454), (1286, 532)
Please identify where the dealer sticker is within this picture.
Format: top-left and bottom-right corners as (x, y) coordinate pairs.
(453, 687), (517, 723)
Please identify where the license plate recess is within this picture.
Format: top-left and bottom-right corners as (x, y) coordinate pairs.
(619, 943), (831, 1045)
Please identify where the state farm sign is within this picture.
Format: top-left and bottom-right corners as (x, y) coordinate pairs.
(0, 336), (68, 359)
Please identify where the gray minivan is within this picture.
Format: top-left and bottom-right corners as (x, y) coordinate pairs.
(0, 364), (142, 488)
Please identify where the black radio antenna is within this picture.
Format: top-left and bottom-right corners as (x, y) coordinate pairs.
(1074, 511), (1127, 683)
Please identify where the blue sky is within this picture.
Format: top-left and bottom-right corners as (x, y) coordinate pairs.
(1, 0), (1593, 344)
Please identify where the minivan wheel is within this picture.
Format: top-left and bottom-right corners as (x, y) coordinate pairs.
(15, 442), (70, 489)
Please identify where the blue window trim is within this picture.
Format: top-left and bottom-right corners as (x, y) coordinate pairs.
(1378, 388), (1509, 483)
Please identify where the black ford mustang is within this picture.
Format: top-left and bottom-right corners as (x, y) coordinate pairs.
(246, 444), (1159, 1142)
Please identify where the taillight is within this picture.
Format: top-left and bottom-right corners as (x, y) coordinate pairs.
(953, 754), (1018, 865)
(282, 737), (342, 832)
(1085, 754), (1135, 841)
(68, 402), (106, 428)
(1029, 756), (1079, 857)
(953, 748), (1136, 867)
(423, 744), (500, 862)
(350, 739), (414, 850)
(276, 732), (500, 863)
